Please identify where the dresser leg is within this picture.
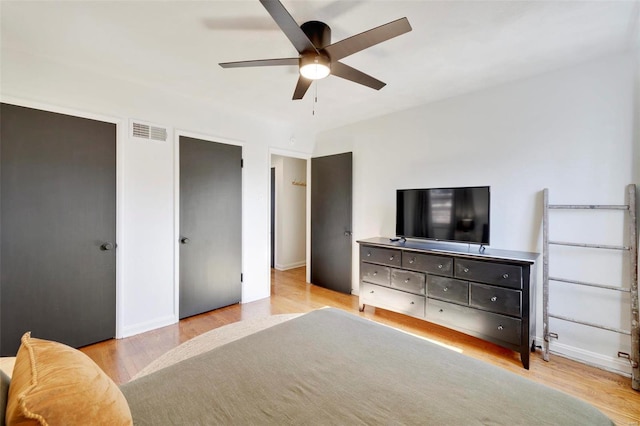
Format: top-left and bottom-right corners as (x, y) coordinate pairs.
(521, 351), (530, 370)
(359, 304), (365, 312)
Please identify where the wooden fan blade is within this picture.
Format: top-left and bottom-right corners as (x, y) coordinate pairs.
(260, 0), (318, 54)
(331, 62), (385, 90)
(219, 58), (299, 68)
(324, 17), (411, 61)
(292, 76), (312, 100)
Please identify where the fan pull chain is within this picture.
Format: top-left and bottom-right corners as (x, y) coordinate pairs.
(312, 82), (318, 116)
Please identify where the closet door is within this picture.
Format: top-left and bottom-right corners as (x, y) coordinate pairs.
(1, 103), (116, 355)
(179, 136), (242, 319)
(311, 152), (353, 294)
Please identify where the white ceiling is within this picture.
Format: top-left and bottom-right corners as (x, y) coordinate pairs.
(2, 0), (639, 133)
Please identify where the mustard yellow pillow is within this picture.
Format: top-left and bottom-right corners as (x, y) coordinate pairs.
(5, 332), (132, 426)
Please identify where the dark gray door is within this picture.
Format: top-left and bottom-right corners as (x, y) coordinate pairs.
(1, 103), (116, 356)
(311, 152), (353, 294)
(179, 136), (242, 319)
(271, 167), (275, 269)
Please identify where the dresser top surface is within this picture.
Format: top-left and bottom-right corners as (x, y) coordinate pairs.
(357, 237), (539, 264)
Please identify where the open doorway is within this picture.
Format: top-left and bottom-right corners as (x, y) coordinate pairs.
(270, 153), (308, 278)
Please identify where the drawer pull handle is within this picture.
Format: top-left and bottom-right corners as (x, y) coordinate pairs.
(410, 301), (415, 305)
(438, 264), (443, 269)
(409, 258), (415, 264)
(367, 252), (371, 257)
(370, 290), (375, 294)
(497, 325), (504, 331)
(503, 273), (509, 279)
(390, 256), (395, 261)
(463, 268), (469, 273)
(439, 309), (444, 313)
(404, 278), (410, 283)
(443, 287), (448, 292)
(373, 272), (377, 276)
(490, 296), (497, 302)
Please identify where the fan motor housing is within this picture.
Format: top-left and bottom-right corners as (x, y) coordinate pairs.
(301, 21), (331, 49)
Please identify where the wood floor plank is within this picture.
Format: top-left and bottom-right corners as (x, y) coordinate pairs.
(81, 267), (640, 425)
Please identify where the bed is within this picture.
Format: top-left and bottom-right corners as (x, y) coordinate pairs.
(120, 308), (612, 425)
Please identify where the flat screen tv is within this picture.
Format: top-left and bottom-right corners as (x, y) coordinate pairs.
(396, 186), (490, 245)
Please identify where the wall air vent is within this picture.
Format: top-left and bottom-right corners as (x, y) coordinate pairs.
(131, 121), (168, 142)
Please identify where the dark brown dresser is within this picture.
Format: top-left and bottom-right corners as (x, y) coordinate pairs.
(358, 237), (538, 369)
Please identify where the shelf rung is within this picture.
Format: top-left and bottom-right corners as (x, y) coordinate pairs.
(548, 204), (628, 210)
(549, 241), (629, 251)
(548, 277), (631, 293)
(549, 313), (631, 335)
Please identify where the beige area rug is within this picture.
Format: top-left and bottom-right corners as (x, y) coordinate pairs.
(131, 313), (303, 381)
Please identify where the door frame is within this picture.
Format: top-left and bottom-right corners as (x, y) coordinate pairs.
(174, 129), (244, 318)
(268, 148), (311, 282)
(1, 96), (125, 337)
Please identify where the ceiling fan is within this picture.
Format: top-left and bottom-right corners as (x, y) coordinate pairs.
(219, 0), (412, 100)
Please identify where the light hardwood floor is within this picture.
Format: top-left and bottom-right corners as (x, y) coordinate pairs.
(82, 267), (640, 425)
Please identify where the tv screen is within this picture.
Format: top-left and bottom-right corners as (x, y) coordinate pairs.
(396, 186), (490, 245)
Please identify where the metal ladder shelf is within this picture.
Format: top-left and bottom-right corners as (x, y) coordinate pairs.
(542, 184), (639, 391)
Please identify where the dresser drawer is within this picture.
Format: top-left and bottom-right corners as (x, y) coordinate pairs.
(472, 309), (521, 346)
(454, 259), (522, 289)
(391, 269), (426, 295)
(361, 282), (425, 318)
(402, 252), (453, 276)
(427, 276), (468, 305)
(360, 245), (402, 267)
(360, 262), (391, 286)
(470, 283), (521, 317)
(426, 299), (521, 346)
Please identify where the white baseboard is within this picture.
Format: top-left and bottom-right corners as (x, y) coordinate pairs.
(534, 336), (632, 376)
(120, 314), (177, 338)
(275, 260), (306, 271)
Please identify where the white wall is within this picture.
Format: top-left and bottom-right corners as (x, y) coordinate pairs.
(1, 49), (316, 337)
(271, 155), (307, 270)
(315, 51), (637, 375)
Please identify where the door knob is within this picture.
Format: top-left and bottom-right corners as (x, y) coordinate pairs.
(100, 242), (114, 251)
(344, 231), (352, 237)
(180, 237), (190, 244)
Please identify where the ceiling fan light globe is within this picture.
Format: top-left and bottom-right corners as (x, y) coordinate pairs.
(300, 63), (330, 80)
(299, 54), (331, 80)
